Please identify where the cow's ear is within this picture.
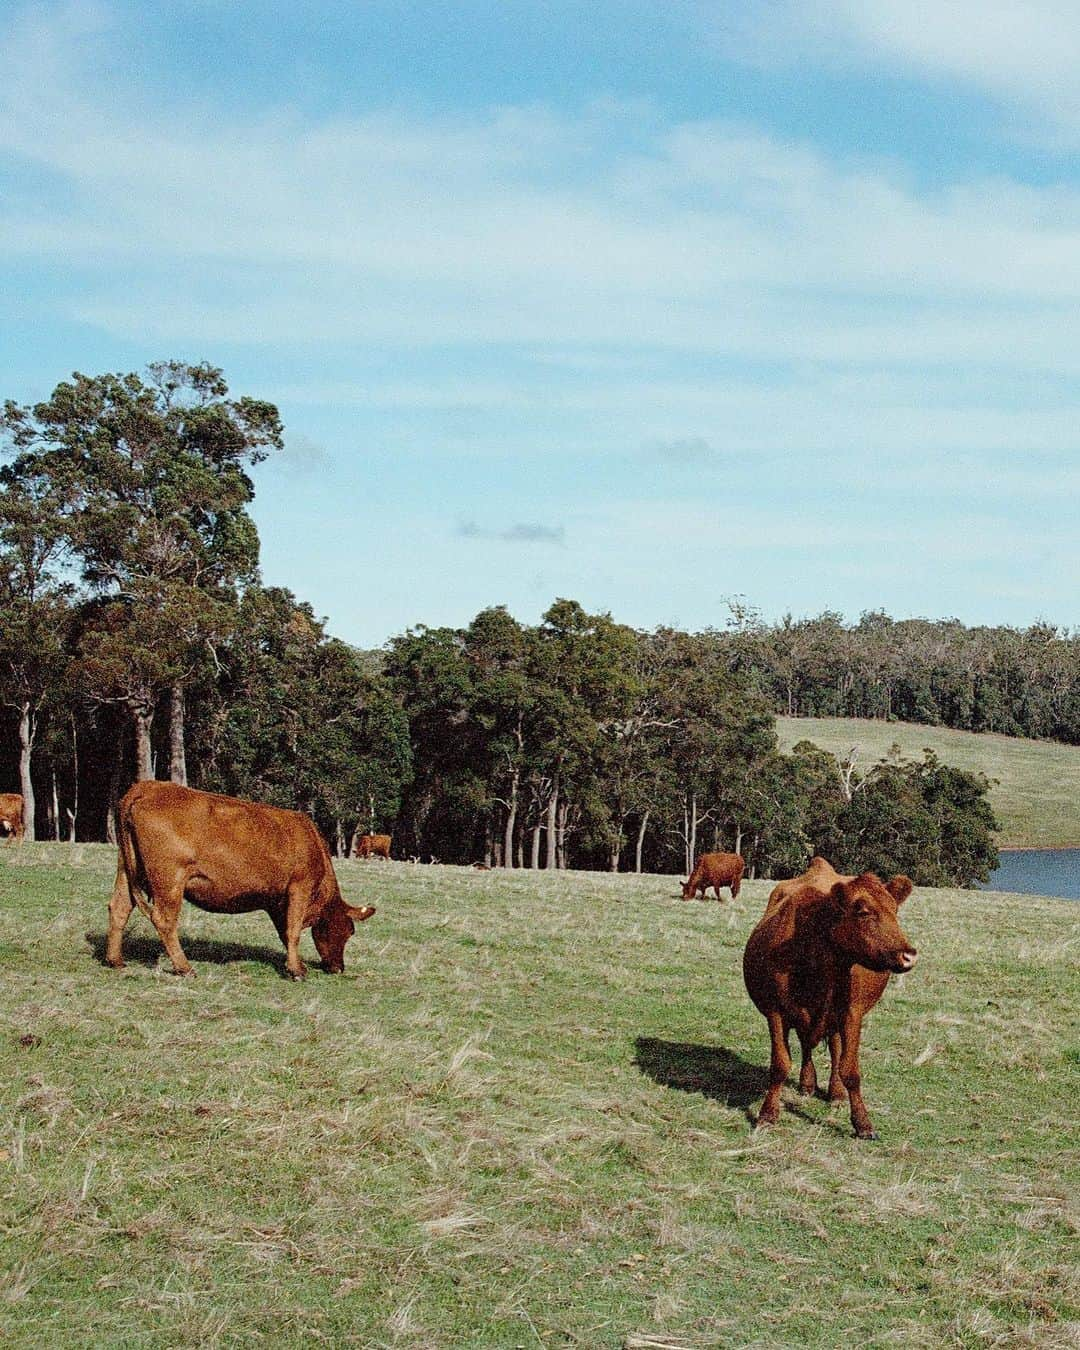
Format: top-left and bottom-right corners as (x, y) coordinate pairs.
(342, 902), (376, 922)
(886, 875), (913, 906)
(830, 880), (853, 911)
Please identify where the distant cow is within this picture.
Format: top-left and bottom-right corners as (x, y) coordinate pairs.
(0, 793), (24, 842)
(743, 860), (918, 1139)
(107, 782), (375, 979)
(353, 833), (391, 861)
(682, 852), (744, 901)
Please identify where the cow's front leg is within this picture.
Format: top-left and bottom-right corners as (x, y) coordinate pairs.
(756, 1011), (791, 1128)
(838, 1013), (874, 1138)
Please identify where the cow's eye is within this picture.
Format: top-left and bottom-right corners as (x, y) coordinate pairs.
(856, 909), (872, 919)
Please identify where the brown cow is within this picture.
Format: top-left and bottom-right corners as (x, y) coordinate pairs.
(107, 782), (375, 979)
(682, 851), (744, 901)
(353, 832), (391, 860)
(743, 866), (918, 1139)
(0, 793), (25, 842)
(764, 855), (845, 915)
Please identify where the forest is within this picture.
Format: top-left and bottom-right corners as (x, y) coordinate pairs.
(5, 362), (1064, 886)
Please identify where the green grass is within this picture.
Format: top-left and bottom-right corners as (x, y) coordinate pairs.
(1, 845), (1078, 1347)
(777, 716), (1080, 849)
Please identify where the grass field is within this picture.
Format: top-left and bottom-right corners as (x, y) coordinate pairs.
(1, 845), (1077, 1348)
(777, 716), (1080, 849)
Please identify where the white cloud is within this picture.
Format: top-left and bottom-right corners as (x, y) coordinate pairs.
(3, 2), (1080, 472)
(717, 1), (1080, 142)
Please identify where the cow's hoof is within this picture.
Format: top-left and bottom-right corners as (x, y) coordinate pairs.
(855, 1130), (879, 1141)
(288, 967), (307, 981)
(106, 959), (124, 970)
(753, 1114), (778, 1131)
(174, 967), (196, 977)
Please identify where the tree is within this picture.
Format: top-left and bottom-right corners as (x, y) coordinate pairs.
(2, 363), (282, 788)
(0, 469), (72, 838)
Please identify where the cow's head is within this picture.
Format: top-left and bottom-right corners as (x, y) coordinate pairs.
(829, 873), (918, 974)
(311, 896), (376, 973)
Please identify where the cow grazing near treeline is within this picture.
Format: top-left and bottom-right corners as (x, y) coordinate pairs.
(107, 782), (375, 979)
(743, 858), (918, 1139)
(0, 793), (25, 842)
(682, 851), (744, 901)
(353, 832), (391, 860)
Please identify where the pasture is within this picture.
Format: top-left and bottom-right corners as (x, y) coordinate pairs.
(777, 716), (1080, 849)
(1, 845), (1077, 1347)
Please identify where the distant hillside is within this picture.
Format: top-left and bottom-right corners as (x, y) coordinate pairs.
(776, 716), (1080, 849)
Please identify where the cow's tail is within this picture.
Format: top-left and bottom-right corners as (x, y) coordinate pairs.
(117, 793), (155, 918)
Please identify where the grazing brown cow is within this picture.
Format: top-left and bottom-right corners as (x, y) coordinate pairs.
(353, 832), (391, 860)
(743, 866), (918, 1139)
(107, 782), (375, 979)
(682, 851), (744, 901)
(0, 793), (25, 842)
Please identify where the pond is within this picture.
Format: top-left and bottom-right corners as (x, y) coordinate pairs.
(981, 848), (1080, 900)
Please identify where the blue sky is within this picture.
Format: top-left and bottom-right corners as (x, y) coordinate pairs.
(3, 1), (1079, 645)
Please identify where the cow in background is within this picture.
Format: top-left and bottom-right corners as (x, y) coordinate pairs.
(743, 865), (918, 1139)
(107, 782), (375, 979)
(353, 832), (392, 861)
(0, 793), (25, 843)
(682, 851), (744, 901)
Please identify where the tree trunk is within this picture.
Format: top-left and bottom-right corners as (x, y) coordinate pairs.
(556, 799), (569, 869)
(168, 683), (188, 785)
(335, 819), (344, 857)
(503, 767), (519, 869)
(133, 702), (155, 781)
(545, 780), (559, 869)
(105, 738), (122, 844)
(51, 769), (60, 841)
(635, 810), (649, 874)
(530, 823), (541, 869)
(17, 701), (36, 841)
(734, 824), (743, 856)
(67, 716), (78, 842)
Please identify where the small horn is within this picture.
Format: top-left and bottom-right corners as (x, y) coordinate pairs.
(343, 903), (376, 922)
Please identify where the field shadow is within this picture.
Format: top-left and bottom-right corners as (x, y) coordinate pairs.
(633, 1036), (767, 1110)
(85, 930), (289, 976)
(634, 1036), (838, 1128)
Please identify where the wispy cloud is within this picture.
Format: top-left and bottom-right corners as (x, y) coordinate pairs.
(717, 1), (1080, 142)
(457, 520), (566, 545)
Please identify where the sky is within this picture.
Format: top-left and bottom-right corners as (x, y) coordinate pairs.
(2, 1), (1079, 646)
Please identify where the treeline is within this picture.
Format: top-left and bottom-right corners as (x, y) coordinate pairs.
(1, 363), (998, 885)
(718, 607), (1080, 743)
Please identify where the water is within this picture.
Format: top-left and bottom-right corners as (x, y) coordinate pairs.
(982, 848), (1080, 900)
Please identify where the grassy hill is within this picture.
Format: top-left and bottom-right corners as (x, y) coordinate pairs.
(777, 715), (1080, 849)
(1, 845), (1077, 1347)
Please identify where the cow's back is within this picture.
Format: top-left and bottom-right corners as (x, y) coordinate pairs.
(119, 782), (335, 915)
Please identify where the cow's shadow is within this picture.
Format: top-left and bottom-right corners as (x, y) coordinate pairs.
(633, 1036), (831, 1127)
(633, 1036), (768, 1111)
(85, 931), (290, 976)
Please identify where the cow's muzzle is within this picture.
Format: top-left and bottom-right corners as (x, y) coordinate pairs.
(893, 949), (918, 973)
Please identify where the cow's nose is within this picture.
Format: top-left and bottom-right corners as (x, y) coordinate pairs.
(897, 950), (918, 971)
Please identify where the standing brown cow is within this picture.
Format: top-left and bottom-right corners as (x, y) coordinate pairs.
(353, 833), (391, 860)
(682, 851), (744, 901)
(743, 864), (918, 1139)
(107, 782), (375, 979)
(0, 793), (25, 843)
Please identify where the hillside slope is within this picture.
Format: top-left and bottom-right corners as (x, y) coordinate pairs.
(777, 715), (1080, 848)
(0, 846), (1077, 1346)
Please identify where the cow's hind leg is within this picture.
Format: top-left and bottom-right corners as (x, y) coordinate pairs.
(756, 1011), (791, 1128)
(826, 1032), (846, 1102)
(281, 884), (310, 980)
(141, 873), (194, 976)
(106, 854), (135, 968)
(796, 1029), (818, 1096)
